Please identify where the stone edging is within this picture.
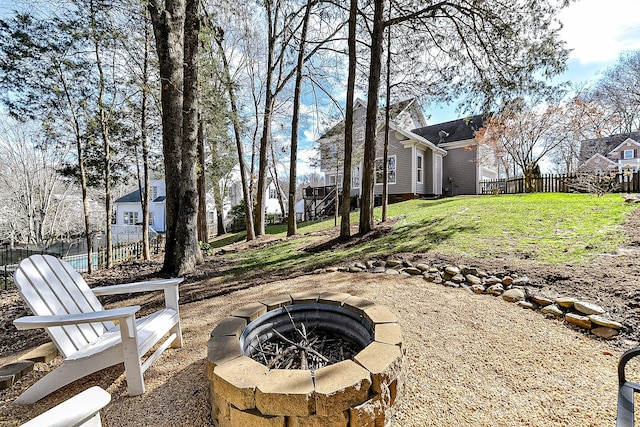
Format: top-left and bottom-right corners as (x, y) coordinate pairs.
(314, 260), (625, 341)
(206, 291), (404, 427)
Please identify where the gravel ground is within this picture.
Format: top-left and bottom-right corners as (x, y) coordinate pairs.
(0, 271), (627, 426)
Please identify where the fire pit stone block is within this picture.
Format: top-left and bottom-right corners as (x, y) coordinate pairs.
(354, 341), (402, 393)
(314, 360), (372, 416)
(210, 316), (247, 338)
(318, 292), (353, 306)
(349, 393), (386, 427)
(287, 410), (349, 427)
(260, 295), (292, 310)
(212, 356), (268, 410)
(230, 302), (267, 322)
(207, 335), (243, 376)
(342, 296), (376, 315)
(256, 369), (315, 416)
(290, 291), (321, 304)
(229, 407), (285, 427)
(374, 323), (403, 347)
(363, 305), (398, 324)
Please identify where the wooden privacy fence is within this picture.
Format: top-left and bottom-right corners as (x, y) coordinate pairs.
(480, 171), (640, 195)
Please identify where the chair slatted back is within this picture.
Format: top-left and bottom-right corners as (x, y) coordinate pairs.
(14, 255), (114, 358)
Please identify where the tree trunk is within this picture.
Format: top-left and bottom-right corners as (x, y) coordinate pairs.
(213, 30), (255, 240)
(174, 0), (203, 274)
(148, 0), (186, 274)
(287, 0), (312, 237)
(254, 1), (277, 237)
(140, 12), (151, 260)
(197, 118), (208, 242)
(90, 0), (112, 268)
(340, 0), (357, 238)
(58, 61), (92, 272)
(382, 20), (391, 222)
(269, 147), (286, 220)
(359, 0), (385, 235)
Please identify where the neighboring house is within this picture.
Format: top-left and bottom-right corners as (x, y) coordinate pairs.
(226, 165), (289, 217)
(113, 180), (167, 233)
(312, 99), (496, 217)
(580, 131), (640, 174)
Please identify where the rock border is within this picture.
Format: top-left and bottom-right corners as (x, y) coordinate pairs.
(315, 260), (625, 341)
(206, 291), (404, 427)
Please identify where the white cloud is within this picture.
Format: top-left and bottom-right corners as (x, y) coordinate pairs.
(559, 0), (640, 65)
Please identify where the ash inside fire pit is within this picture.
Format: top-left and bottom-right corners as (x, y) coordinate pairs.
(240, 303), (374, 371)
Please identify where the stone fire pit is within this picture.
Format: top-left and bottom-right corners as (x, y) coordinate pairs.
(206, 291), (404, 427)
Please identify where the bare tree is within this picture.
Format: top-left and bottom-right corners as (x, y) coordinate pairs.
(476, 98), (608, 190)
(0, 119), (73, 244)
(590, 50), (640, 134)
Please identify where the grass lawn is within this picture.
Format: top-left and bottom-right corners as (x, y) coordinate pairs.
(210, 193), (637, 274)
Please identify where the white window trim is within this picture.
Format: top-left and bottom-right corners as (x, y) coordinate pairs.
(352, 166), (360, 189)
(375, 155), (396, 185)
(417, 154), (423, 184)
(623, 149), (635, 159)
(328, 174), (343, 188)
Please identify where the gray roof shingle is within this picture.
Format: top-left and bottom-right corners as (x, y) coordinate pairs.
(411, 114), (486, 145)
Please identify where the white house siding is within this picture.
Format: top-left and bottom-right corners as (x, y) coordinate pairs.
(151, 201), (166, 232)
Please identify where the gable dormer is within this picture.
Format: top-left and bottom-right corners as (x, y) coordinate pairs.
(608, 138), (640, 161)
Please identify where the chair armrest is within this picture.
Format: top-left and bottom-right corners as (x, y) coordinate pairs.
(619, 346), (640, 385)
(13, 306), (141, 330)
(92, 278), (183, 296)
(20, 386), (111, 427)
(92, 278), (183, 312)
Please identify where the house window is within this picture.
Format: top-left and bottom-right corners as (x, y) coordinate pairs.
(150, 186), (158, 201)
(149, 212), (155, 226)
(352, 166), (360, 188)
(123, 211), (139, 225)
(328, 174), (342, 187)
(624, 149), (635, 159)
(375, 156), (396, 185)
(417, 154), (423, 184)
(269, 188), (278, 199)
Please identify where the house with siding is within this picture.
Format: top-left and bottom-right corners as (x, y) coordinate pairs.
(307, 99), (496, 218)
(113, 179), (167, 232)
(580, 131), (640, 174)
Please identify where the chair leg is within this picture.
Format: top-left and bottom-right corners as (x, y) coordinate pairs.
(120, 325), (145, 396)
(170, 322), (183, 348)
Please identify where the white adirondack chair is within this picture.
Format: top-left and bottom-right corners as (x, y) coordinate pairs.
(20, 386), (111, 427)
(12, 254), (183, 404)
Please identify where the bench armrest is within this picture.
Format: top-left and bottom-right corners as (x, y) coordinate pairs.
(13, 306), (141, 330)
